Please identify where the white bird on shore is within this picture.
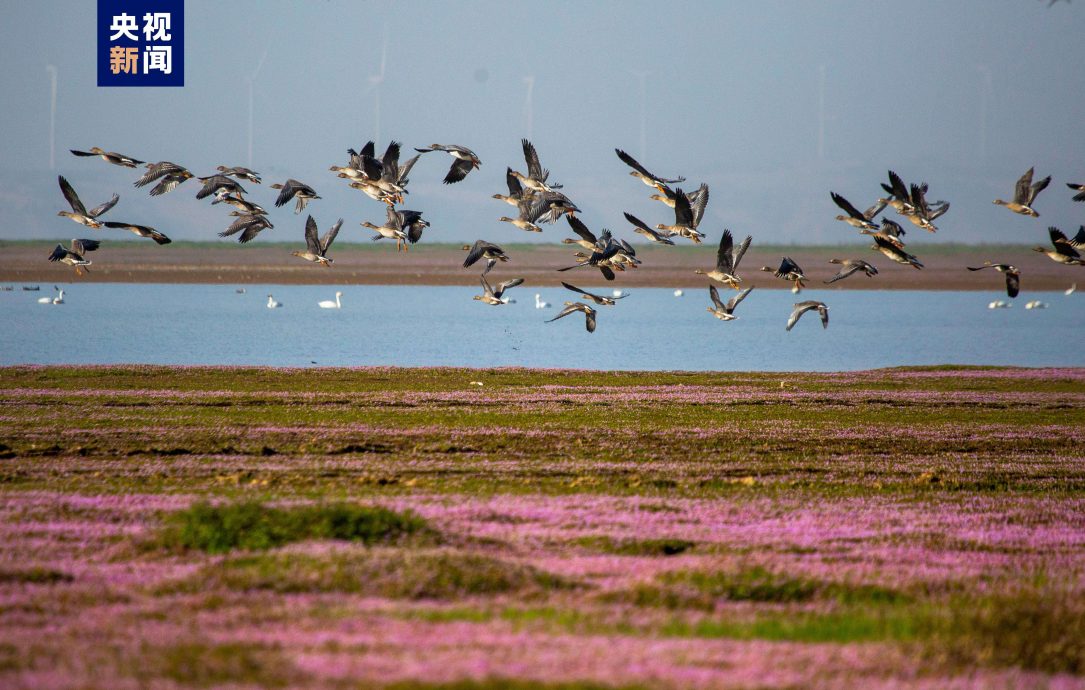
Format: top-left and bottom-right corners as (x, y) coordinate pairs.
(535, 294), (550, 309)
(318, 291), (342, 309)
(267, 294), (282, 308)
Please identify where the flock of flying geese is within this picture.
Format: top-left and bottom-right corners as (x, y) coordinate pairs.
(47, 143), (1085, 333)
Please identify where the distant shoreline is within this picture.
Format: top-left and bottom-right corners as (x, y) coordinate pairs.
(2, 241), (1079, 290)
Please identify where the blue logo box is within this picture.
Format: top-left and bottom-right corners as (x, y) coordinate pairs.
(97, 0), (184, 87)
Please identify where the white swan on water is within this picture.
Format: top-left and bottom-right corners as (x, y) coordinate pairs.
(318, 291), (342, 309)
(38, 288), (63, 304)
(267, 294), (282, 308)
(534, 293), (550, 309)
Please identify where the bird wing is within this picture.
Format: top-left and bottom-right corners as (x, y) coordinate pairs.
(87, 193), (119, 218)
(273, 180), (297, 207)
(397, 154), (420, 184)
(505, 167), (523, 196)
(519, 197), (550, 223)
(780, 256), (803, 276)
(70, 149), (96, 157)
(785, 303), (812, 331)
(560, 281), (596, 300)
(831, 192), (865, 220)
(673, 188), (693, 226)
(72, 238), (101, 254)
(220, 215), (256, 236)
(545, 303), (579, 323)
(817, 304), (829, 329)
(887, 170), (909, 200)
(1049, 227), (1081, 258)
(304, 215), (320, 253)
(863, 198), (888, 220)
(321, 219), (343, 252)
(1014, 167), (1034, 204)
(726, 287), (753, 312)
(58, 176), (88, 215)
(47, 244), (68, 262)
(732, 234), (752, 271)
(443, 158), (474, 185)
(522, 139), (543, 179)
(824, 264), (860, 284)
(689, 185), (709, 227)
(584, 307), (597, 332)
(478, 275), (494, 297)
(1005, 271), (1020, 298)
(715, 230), (734, 271)
(623, 212), (650, 232)
(463, 240), (487, 268)
(1069, 226), (1085, 248)
(615, 148), (656, 180)
(1027, 175), (1051, 206)
(494, 277), (523, 298)
(149, 176), (183, 197)
(238, 224), (264, 243)
(708, 285), (725, 310)
(566, 215), (597, 243)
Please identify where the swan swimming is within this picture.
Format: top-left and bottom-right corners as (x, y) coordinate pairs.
(266, 294), (282, 308)
(318, 291), (342, 309)
(534, 294), (550, 309)
(38, 288), (63, 304)
(1025, 300), (1048, 310)
(673, 289), (684, 297)
(987, 300), (1011, 309)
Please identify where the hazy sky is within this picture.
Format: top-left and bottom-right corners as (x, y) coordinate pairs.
(2, 0), (1083, 246)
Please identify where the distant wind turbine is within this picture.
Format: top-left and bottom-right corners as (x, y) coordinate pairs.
(975, 64), (992, 164)
(247, 47), (269, 168)
(366, 26), (389, 144)
(817, 64), (826, 161)
(627, 70), (651, 161)
(522, 75), (534, 139)
(46, 65), (57, 170)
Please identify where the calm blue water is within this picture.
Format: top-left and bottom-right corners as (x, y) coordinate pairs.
(2, 284), (1083, 370)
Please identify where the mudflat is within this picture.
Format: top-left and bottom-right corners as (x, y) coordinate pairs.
(2, 241), (1079, 290)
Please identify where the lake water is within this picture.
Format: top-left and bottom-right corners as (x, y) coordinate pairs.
(3, 283), (1083, 370)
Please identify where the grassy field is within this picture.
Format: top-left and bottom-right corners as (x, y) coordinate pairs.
(1, 365), (1083, 689)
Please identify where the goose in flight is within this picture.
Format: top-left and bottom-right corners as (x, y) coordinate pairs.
(57, 176), (118, 228)
(212, 194), (266, 216)
(871, 234), (923, 269)
(195, 174), (247, 201)
(462, 240), (509, 276)
(760, 256), (807, 293)
(292, 216), (341, 266)
(707, 285), (752, 321)
(648, 183), (708, 210)
(1067, 183), (1085, 202)
(786, 301), (829, 332)
(546, 301), (596, 332)
(510, 139), (561, 192)
(994, 167), (1051, 217)
(561, 215), (603, 251)
(414, 144), (482, 184)
(474, 275), (524, 305)
(830, 192), (884, 231)
(102, 221), (171, 245)
(560, 281), (626, 306)
(824, 259), (878, 284)
(318, 291), (342, 309)
(624, 212), (675, 245)
(215, 165), (262, 184)
(135, 161), (193, 196)
(656, 186), (708, 243)
(695, 229), (752, 289)
(498, 197), (548, 233)
(614, 148), (685, 192)
(70, 147), (144, 168)
(904, 183), (948, 232)
(1033, 227), (1085, 265)
(219, 214), (273, 243)
(967, 262), (1020, 298)
(493, 167), (527, 207)
(47, 238), (100, 275)
(270, 179), (320, 213)
(363, 207), (426, 251)
(556, 222), (621, 281)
